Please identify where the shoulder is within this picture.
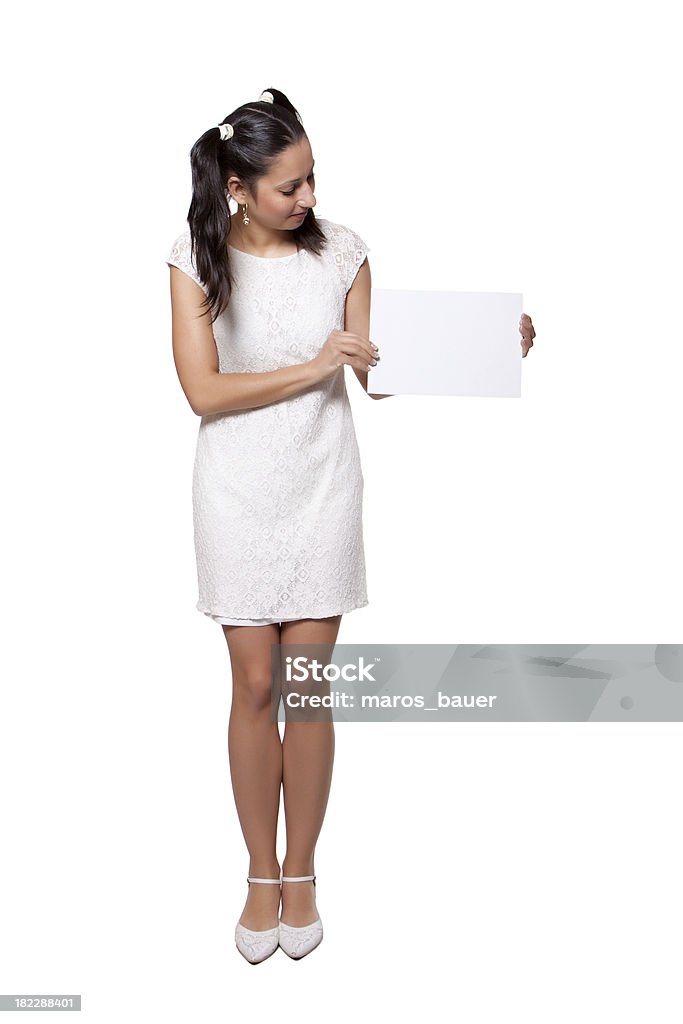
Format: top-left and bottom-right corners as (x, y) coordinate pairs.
(167, 227), (192, 262)
(166, 228), (207, 293)
(316, 217), (369, 253)
(315, 218), (370, 292)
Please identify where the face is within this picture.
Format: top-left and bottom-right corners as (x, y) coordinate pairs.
(227, 136), (317, 229)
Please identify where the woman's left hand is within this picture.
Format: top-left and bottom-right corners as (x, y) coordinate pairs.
(520, 313), (536, 357)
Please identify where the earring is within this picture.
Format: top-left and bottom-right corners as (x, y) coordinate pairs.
(242, 202), (249, 226)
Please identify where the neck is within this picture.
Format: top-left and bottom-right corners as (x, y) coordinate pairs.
(228, 212), (297, 256)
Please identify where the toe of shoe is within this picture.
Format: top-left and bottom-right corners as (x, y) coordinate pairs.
(235, 922), (280, 964)
(278, 918), (324, 958)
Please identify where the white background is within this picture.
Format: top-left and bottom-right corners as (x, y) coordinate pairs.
(1, 0), (681, 1020)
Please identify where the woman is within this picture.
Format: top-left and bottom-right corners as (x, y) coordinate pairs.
(167, 87), (536, 965)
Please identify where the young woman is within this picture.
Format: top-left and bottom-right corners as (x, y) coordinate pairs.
(167, 87), (536, 965)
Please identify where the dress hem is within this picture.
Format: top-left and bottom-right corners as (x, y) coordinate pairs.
(197, 598), (369, 626)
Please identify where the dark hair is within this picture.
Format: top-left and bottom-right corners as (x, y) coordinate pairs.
(186, 87), (326, 323)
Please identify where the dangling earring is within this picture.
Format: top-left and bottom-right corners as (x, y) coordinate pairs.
(242, 202), (249, 226)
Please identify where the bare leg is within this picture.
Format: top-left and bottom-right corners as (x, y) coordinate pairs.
(279, 615), (342, 926)
(223, 622), (283, 931)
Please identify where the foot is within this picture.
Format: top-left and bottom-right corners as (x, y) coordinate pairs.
(280, 876), (318, 927)
(239, 870), (281, 932)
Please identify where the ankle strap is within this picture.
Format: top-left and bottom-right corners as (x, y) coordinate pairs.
(247, 876), (282, 884)
(282, 874), (316, 882)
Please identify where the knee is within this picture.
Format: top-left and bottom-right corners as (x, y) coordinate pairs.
(232, 669), (278, 715)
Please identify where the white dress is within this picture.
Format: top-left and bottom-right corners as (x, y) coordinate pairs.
(166, 218), (370, 626)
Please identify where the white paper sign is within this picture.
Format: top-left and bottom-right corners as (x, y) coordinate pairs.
(368, 288), (523, 397)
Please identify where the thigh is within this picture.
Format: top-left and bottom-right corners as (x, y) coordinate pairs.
(223, 621), (282, 666)
(279, 617), (343, 722)
(280, 615), (342, 647)
(223, 623), (283, 708)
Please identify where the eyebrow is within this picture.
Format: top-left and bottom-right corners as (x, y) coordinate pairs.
(277, 160), (315, 187)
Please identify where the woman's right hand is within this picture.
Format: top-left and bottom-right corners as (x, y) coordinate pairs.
(309, 329), (379, 383)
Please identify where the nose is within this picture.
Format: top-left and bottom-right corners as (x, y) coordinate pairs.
(299, 183), (316, 208)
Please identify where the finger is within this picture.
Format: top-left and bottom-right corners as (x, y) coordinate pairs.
(340, 339), (379, 362)
(339, 335), (378, 360)
(335, 338), (366, 354)
(338, 347), (377, 369)
(339, 330), (379, 353)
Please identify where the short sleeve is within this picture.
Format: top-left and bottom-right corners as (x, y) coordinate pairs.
(324, 221), (369, 295)
(343, 225), (370, 294)
(166, 231), (209, 295)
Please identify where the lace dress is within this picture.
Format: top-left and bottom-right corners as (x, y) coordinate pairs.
(166, 218), (370, 626)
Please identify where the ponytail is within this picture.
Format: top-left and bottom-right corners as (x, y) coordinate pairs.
(184, 88), (327, 323)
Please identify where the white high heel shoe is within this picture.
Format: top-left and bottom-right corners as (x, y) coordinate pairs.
(278, 875), (324, 959)
(235, 876), (282, 964)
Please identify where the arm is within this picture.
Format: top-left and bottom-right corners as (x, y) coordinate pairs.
(170, 267), (321, 416)
(344, 258), (394, 400)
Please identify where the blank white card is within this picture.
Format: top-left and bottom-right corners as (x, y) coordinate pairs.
(367, 288), (523, 397)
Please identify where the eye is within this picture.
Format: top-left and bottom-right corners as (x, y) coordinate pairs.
(282, 173), (315, 197)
